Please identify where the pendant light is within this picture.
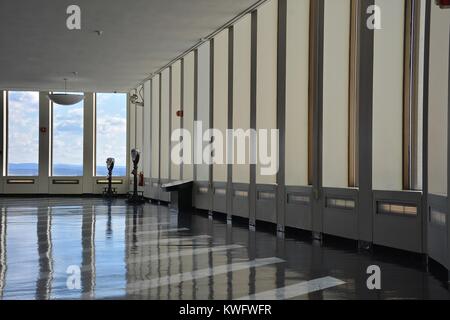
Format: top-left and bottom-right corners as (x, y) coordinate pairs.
(48, 78), (84, 105)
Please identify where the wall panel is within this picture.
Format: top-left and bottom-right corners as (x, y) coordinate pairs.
(151, 75), (160, 180)
(285, 0), (310, 187)
(135, 101), (143, 154)
(196, 42), (211, 182)
(143, 80), (151, 178)
(372, 0), (405, 191)
(322, 0), (350, 188)
(428, 3), (449, 196)
(171, 61), (182, 181)
(232, 15), (252, 184)
(256, 0), (278, 185)
(129, 95), (136, 151)
(213, 30), (229, 183)
(183, 52), (195, 181)
(160, 69), (171, 180)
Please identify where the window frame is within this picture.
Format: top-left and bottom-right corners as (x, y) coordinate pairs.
(94, 92), (128, 177)
(5, 90), (40, 177)
(50, 92), (85, 177)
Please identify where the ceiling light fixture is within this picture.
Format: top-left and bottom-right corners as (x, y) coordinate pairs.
(48, 78), (84, 106)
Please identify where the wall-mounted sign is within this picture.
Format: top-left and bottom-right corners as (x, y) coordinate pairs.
(436, 0), (450, 8)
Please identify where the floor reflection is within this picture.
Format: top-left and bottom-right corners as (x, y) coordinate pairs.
(0, 197), (448, 300)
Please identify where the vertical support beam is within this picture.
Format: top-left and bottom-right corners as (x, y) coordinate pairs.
(180, 59), (185, 180)
(249, 10), (258, 227)
(357, 0), (375, 244)
(149, 79), (153, 181)
(169, 67), (173, 182)
(349, 0), (360, 188)
(421, 0), (431, 258)
(227, 26), (235, 221)
(0, 91), (3, 184)
(310, 0), (325, 236)
(83, 93), (95, 194)
(209, 39), (215, 214)
(158, 75), (163, 187)
(276, 0), (287, 234)
(39, 92), (51, 193)
(447, 23), (450, 277)
(194, 50), (199, 182)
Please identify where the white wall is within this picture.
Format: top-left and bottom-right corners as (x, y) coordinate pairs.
(183, 52), (195, 181)
(171, 61), (182, 181)
(232, 14), (252, 184)
(160, 68), (170, 180)
(256, 0), (278, 185)
(213, 29), (229, 183)
(151, 75), (161, 180)
(322, 0), (351, 188)
(196, 42), (211, 182)
(372, 0), (405, 191)
(143, 80), (151, 178)
(285, 0), (310, 187)
(428, 4), (449, 196)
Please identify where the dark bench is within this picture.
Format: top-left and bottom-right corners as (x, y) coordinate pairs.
(161, 180), (194, 212)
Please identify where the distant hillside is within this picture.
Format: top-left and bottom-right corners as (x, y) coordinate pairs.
(8, 163), (126, 177)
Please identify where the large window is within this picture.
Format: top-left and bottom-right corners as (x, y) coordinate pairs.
(52, 95), (84, 176)
(95, 93), (127, 176)
(7, 91), (40, 176)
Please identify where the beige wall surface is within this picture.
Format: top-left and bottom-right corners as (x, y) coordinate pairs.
(232, 14), (252, 184)
(129, 96), (136, 152)
(171, 61), (182, 181)
(160, 68), (170, 180)
(183, 52), (195, 181)
(256, 0), (278, 185)
(196, 42), (211, 182)
(151, 74), (160, 180)
(322, 0), (350, 188)
(372, 0), (405, 191)
(143, 80), (151, 178)
(285, 0), (310, 187)
(213, 29), (229, 183)
(428, 4), (449, 196)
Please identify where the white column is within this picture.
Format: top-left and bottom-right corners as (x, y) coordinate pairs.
(38, 92), (50, 193)
(83, 93), (95, 193)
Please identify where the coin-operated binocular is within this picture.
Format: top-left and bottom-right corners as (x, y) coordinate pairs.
(127, 149), (145, 204)
(104, 158), (115, 198)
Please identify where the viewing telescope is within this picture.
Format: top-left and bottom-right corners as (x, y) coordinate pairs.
(127, 149), (145, 204)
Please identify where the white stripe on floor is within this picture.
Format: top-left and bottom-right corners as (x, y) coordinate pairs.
(131, 227), (189, 236)
(127, 257), (284, 293)
(134, 234), (211, 246)
(126, 244), (243, 265)
(235, 276), (346, 300)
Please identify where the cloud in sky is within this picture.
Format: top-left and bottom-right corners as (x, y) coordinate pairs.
(8, 91), (39, 164)
(8, 91), (127, 169)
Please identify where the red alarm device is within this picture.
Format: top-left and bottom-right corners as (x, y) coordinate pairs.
(436, 0), (450, 8)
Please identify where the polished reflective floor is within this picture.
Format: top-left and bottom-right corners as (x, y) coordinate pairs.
(0, 197), (449, 300)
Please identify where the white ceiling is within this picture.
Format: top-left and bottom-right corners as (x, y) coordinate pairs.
(0, 0), (259, 93)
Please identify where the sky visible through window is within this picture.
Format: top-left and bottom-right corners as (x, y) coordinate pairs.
(7, 91), (40, 176)
(96, 93), (127, 176)
(52, 95), (84, 176)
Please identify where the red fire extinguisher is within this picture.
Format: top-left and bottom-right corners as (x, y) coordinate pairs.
(138, 172), (144, 187)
